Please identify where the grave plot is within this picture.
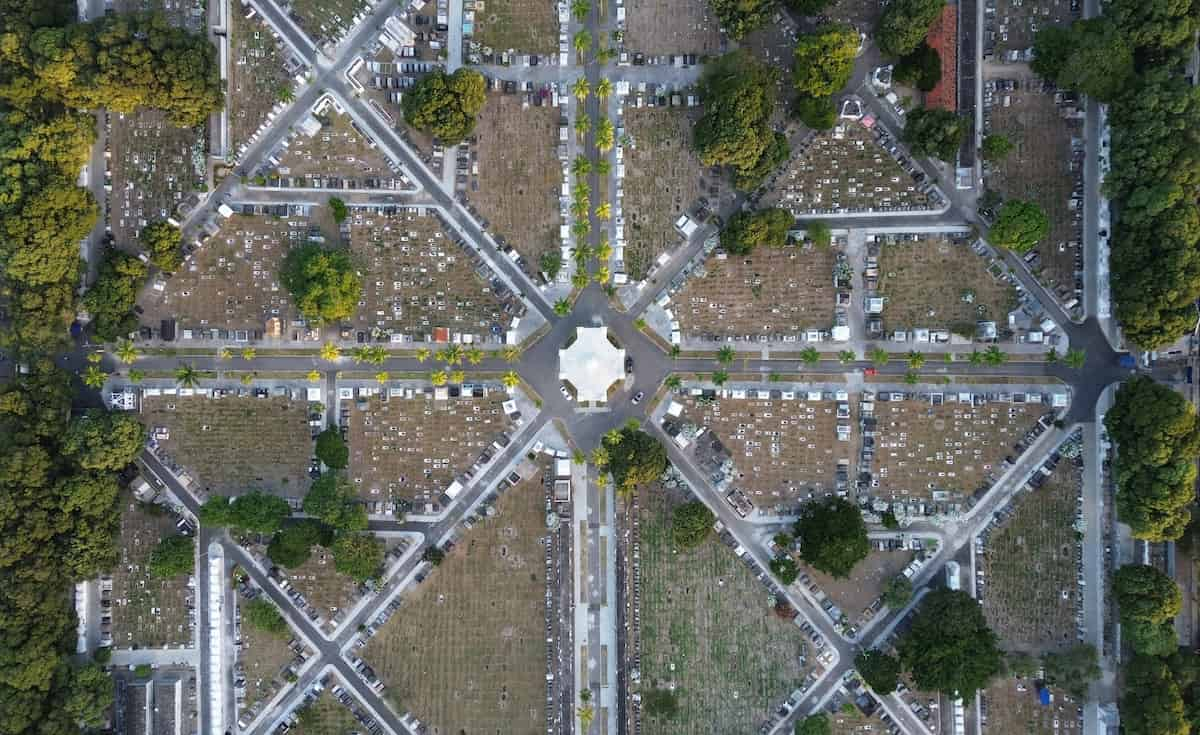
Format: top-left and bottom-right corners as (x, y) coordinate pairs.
(345, 388), (514, 508)
(825, 0), (889, 28)
(985, 72), (1084, 295)
(798, 548), (913, 626)
(677, 392), (856, 501)
(273, 110), (398, 185)
(108, 108), (207, 249)
(137, 214), (307, 333)
(465, 93), (562, 280)
(363, 466), (551, 733)
(985, 0), (1078, 60)
(352, 48), (439, 161)
(980, 459), (1082, 651)
(471, 0), (558, 54)
(235, 586), (308, 720)
(108, 493), (194, 649)
(114, 0), (204, 31)
(876, 236), (1019, 336)
(981, 678), (1080, 735)
(140, 394), (314, 498)
(280, 545), (362, 633)
(291, 692), (363, 735)
(345, 208), (511, 340)
(622, 107), (710, 279)
(635, 486), (815, 734)
(828, 706), (890, 735)
(285, 0), (369, 46)
(622, 0), (721, 55)
(673, 243), (838, 341)
(871, 395), (1046, 504)
(229, 6), (293, 152)
(763, 123), (930, 216)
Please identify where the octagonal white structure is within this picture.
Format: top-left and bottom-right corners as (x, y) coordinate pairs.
(559, 326), (625, 403)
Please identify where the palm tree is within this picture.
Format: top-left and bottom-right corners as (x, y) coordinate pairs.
(502, 370), (520, 390)
(590, 446), (610, 468)
(570, 198), (590, 218)
(1045, 347), (1060, 364)
(943, 352), (954, 364)
(129, 369), (145, 383)
(574, 243), (594, 263)
(573, 449), (586, 464)
(572, 270), (590, 289)
(572, 155), (592, 177)
(578, 705), (595, 731)
(1065, 348), (1087, 369)
(375, 371), (390, 384)
(624, 417), (640, 432)
(416, 347), (432, 363)
(669, 345), (681, 359)
(450, 370), (465, 384)
(307, 369), (322, 383)
(574, 115), (591, 135)
(717, 345), (736, 365)
(218, 347), (232, 360)
(869, 347), (889, 367)
(351, 346), (368, 364)
(712, 370), (729, 387)
(593, 266), (609, 284)
(906, 351), (926, 370)
(240, 373), (254, 386)
(502, 347), (521, 363)
(838, 350), (856, 364)
(573, 29), (592, 59)
(430, 369), (448, 386)
(571, 77), (591, 102)
(439, 345), (463, 366)
(466, 346), (484, 365)
(904, 370), (920, 385)
(983, 345), (1007, 365)
(174, 363), (199, 388)
(571, 219), (591, 239)
(367, 346), (388, 365)
(595, 78), (613, 99)
(595, 202), (612, 220)
(571, 0), (590, 19)
(604, 428), (624, 446)
(115, 340), (140, 364)
(634, 317), (647, 330)
(83, 365), (107, 389)
(320, 342), (341, 361)
(665, 375), (682, 389)
(800, 346), (820, 365)
(969, 349), (985, 365)
(554, 299), (573, 317)
(86, 352), (102, 365)
(595, 159), (611, 176)
(596, 242), (613, 261)
(241, 347), (257, 361)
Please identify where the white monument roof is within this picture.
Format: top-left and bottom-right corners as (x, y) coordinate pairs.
(559, 326), (625, 403)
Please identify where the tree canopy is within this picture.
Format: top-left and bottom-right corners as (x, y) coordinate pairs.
(856, 649), (902, 693)
(882, 575), (913, 608)
(243, 597), (289, 637)
(694, 52), (790, 189)
(792, 24), (859, 98)
(794, 497), (869, 578)
(401, 68), (486, 145)
(1031, 19), (1133, 103)
(901, 107), (966, 162)
(709, 0), (776, 38)
(303, 473), (367, 532)
(140, 220), (182, 272)
(267, 519), (333, 568)
(148, 534), (194, 578)
(83, 248), (147, 342)
(980, 133), (1014, 162)
(200, 491), (291, 534)
(672, 500), (714, 548)
(1122, 655), (1189, 735)
(1114, 563), (1182, 656)
(897, 589), (1003, 696)
(876, 0), (946, 57)
(332, 532), (384, 582)
(795, 714), (831, 735)
(1105, 376), (1200, 541)
(720, 208), (793, 254)
(988, 200), (1049, 253)
(280, 242), (362, 325)
(62, 409), (145, 471)
(604, 428), (667, 494)
(314, 427), (349, 469)
(1043, 644), (1101, 698)
(65, 662), (115, 728)
(794, 95), (837, 130)
(894, 42), (942, 91)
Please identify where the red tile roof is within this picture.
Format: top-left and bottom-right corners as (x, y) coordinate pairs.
(926, 4), (958, 112)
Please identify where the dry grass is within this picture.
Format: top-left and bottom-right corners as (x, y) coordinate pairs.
(981, 678), (1080, 735)
(674, 243), (838, 340)
(988, 0), (1078, 58)
(802, 550), (913, 623)
(363, 470), (550, 734)
(622, 0), (722, 54)
(292, 692), (362, 735)
(275, 112), (396, 182)
(140, 394), (314, 497)
(472, 0), (559, 53)
(282, 545), (362, 632)
(876, 237), (1019, 335)
(346, 389), (513, 508)
(109, 494), (194, 648)
(286, 0), (369, 45)
(467, 94), (562, 279)
(828, 708), (889, 735)
(229, 8), (291, 152)
(237, 602), (300, 716)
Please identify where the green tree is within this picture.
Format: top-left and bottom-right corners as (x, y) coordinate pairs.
(540, 249), (564, 279)
(721, 208), (793, 254)
(201, 492), (291, 534)
(672, 500), (714, 548)
(280, 242), (362, 324)
(243, 597), (289, 636)
(717, 345), (736, 364)
(893, 42), (942, 91)
(800, 346), (821, 365)
(897, 589), (1003, 696)
(989, 200), (1048, 253)
(795, 95), (837, 130)
(793, 24), (859, 98)
(1043, 644), (1100, 698)
(876, 0), (946, 56)
(695, 53), (790, 188)
(1064, 348), (1087, 369)
(267, 519), (332, 568)
(1107, 0), (1200, 50)
(65, 662), (115, 728)
(901, 107), (966, 162)
(328, 197), (348, 223)
(806, 220), (832, 248)
(795, 714), (831, 735)
(1031, 19), (1133, 103)
(314, 426), (349, 469)
(605, 428), (667, 496)
(571, 0), (591, 19)
(712, 370), (729, 386)
(856, 649), (902, 693)
(148, 534), (194, 578)
(303, 473), (367, 532)
(794, 497), (869, 578)
(980, 133), (1014, 162)
(62, 409), (145, 471)
(140, 220), (183, 272)
(1121, 655), (1189, 735)
(642, 687), (681, 718)
(883, 575), (912, 608)
(838, 350), (856, 364)
(906, 351), (926, 369)
(983, 345), (1006, 365)
(709, 0), (776, 37)
(402, 69), (486, 144)
(422, 546), (446, 565)
(573, 29), (593, 57)
(554, 298), (572, 317)
(770, 556), (800, 584)
(1105, 377), (1200, 541)
(84, 248), (147, 341)
(332, 533), (384, 582)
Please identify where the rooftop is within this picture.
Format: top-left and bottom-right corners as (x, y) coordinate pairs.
(559, 326), (625, 403)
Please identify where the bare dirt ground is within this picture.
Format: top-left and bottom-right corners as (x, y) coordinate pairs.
(623, 0), (721, 55)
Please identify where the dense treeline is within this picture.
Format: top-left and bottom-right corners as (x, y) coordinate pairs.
(693, 52), (789, 189)
(0, 5), (222, 351)
(1031, 0), (1200, 347)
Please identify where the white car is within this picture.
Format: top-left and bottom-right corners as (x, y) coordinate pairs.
(560, 385), (573, 401)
